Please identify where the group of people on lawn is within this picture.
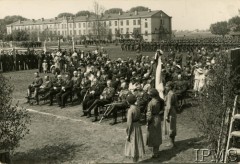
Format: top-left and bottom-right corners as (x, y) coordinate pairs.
(26, 45), (222, 162)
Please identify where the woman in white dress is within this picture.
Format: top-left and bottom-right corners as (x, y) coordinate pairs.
(154, 49), (164, 99)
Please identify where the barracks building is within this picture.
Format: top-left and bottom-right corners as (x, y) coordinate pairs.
(6, 9), (172, 42)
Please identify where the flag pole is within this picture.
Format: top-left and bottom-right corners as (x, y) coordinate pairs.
(72, 36), (75, 51)
(58, 37), (60, 50)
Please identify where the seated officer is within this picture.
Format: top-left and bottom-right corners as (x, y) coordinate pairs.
(36, 75), (53, 104)
(56, 74), (73, 108)
(81, 78), (104, 116)
(26, 72), (43, 103)
(86, 80), (115, 122)
(103, 82), (131, 125)
(79, 73), (91, 102)
(72, 71), (81, 101)
(41, 75), (65, 106)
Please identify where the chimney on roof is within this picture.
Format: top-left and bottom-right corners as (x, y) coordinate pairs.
(41, 18), (44, 21)
(101, 13), (103, 17)
(55, 17), (57, 20)
(119, 11), (122, 15)
(135, 10), (138, 15)
(86, 14), (89, 18)
(32, 19), (35, 22)
(148, 9), (151, 12)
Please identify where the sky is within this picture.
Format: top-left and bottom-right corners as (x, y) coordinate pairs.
(0, 0), (239, 31)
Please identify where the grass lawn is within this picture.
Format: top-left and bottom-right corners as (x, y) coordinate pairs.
(2, 46), (206, 163)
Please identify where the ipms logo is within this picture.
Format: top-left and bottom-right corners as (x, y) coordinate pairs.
(194, 149), (238, 162)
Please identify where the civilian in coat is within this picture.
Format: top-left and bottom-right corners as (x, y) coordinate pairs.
(56, 74), (73, 108)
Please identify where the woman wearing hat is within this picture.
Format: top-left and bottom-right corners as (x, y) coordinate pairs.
(146, 88), (164, 158)
(125, 94), (145, 162)
(163, 81), (178, 148)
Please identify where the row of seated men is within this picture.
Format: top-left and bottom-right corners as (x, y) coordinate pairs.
(26, 69), (189, 125)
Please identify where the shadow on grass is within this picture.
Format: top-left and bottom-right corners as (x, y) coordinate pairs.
(140, 136), (206, 163)
(12, 143), (85, 164)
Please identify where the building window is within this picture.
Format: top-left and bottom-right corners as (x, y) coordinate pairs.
(120, 20), (123, 26)
(120, 28), (123, 34)
(160, 19), (164, 25)
(54, 31), (57, 35)
(79, 30), (81, 35)
(88, 22), (90, 27)
(58, 31), (60, 35)
(109, 21), (111, 26)
(109, 29), (112, 34)
(115, 28), (118, 33)
(83, 30), (85, 34)
(83, 23), (85, 28)
(138, 19), (140, 25)
(126, 20), (129, 25)
(78, 23), (81, 28)
(115, 21), (117, 26)
(133, 20), (136, 25)
(145, 30), (148, 36)
(145, 22), (148, 28)
(74, 23), (76, 28)
(104, 21), (106, 27)
(126, 28), (129, 32)
(70, 30), (72, 35)
(69, 24), (72, 28)
(74, 30), (76, 35)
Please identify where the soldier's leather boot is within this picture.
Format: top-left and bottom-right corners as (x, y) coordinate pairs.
(109, 118), (117, 125)
(86, 112), (91, 118)
(92, 117), (98, 122)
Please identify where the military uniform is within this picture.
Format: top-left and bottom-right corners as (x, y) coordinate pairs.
(42, 78), (65, 105)
(27, 76), (43, 102)
(82, 81), (104, 116)
(87, 86), (115, 121)
(56, 78), (73, 108)
(104, 88), (131, 124)
(36, 80), (53, 104)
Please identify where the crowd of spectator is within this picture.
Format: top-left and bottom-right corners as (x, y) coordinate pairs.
(25, 43), (233, 124)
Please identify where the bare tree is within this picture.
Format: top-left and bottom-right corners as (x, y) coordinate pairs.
(92, 1), (108, 40)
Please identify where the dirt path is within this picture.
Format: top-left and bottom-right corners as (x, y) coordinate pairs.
(12, 104), (203, 164)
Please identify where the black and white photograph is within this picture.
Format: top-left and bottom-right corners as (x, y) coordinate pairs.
(0, 0), (240, 163)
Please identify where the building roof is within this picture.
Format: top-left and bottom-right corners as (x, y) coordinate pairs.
(7, 17), (64, 26)
(7, 10), (171, 26)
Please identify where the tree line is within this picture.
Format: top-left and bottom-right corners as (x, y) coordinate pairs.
(57, 6), (149, 18)
(210, 16), (240, 37)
